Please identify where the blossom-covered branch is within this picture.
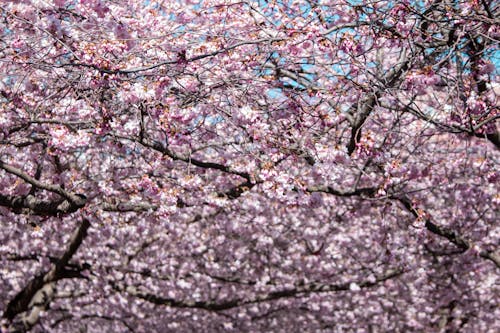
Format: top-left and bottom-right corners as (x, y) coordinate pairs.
(3, 219), (90, 331)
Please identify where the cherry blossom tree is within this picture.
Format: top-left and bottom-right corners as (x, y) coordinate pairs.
(1, 0), (498, 332)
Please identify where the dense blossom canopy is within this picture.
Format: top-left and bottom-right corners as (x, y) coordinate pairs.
(0, 0), (498, 332)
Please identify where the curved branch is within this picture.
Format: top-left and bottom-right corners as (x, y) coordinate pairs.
(393, 101), (500, 150)
(112, 135), (252, 182)
(117, 268), (403, 311)
(0, 160), (86, 208)
(312, 185), (499, 269)
(54, 38), (283, 75)
(397, 196), (500, 269)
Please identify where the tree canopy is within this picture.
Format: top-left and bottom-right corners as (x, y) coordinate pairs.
(0, 0), (498, 332)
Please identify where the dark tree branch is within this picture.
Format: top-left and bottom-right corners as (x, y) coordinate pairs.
(111, 134), (252, 182)
(0, 194), (82, 216)
(397, 196), (500, 269)
(486, 131), (500, 150)
(117, 268), (403, 311)
(0, 160), (87, 209)
(385, 100), (500, 150)
(3, 219), (91, 330)
(49, 38), (283, 75)
(311, 184), (499, 268)
(217, 180), (256, 199)
(480, 0), (494, 18)
(346, 55), (409, 155)
(102, 201), (159, 212)
(306, 185), (378, 197)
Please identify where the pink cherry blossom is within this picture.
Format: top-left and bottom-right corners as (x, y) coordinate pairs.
(0, 1), (498, 332)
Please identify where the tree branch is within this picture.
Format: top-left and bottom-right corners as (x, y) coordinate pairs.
(3, 219), (91, 331)
(346, 54), (409, 155)
(0, 160), (86, 208)
(311, 185), (499, 269)
(306, 185), (378, 197)
(397, 196), (500, 269)
(102, 201), (159, 212)
(118, 268), (403, 311)
(393, 101), (500, 150)
(112, 135), (252, 182)
(0, 193), (83, 216)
